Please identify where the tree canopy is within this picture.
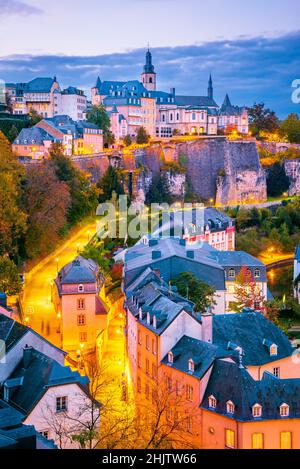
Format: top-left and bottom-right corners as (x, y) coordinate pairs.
(136, 126), (149, 144)
(97, 166), (124, 203)
(266, 162), (290, 197)
(280, 113), (300, 144)
(0, 256), (22, 295)
(171, 272), (216, 313)
(248, 103), (279, 135)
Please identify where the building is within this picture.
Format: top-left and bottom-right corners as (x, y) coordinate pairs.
(91, 49), (249, 141)
(1, 345), (100, 449)
(0, 292), (13, 318)
(53, 256), (109, 357)
(123, 237), (267, 314)
(5, 77), (87, 119)
(124, 267), (300, 449)
(293, 245), (300, 304)
(12, 114), (103, 158)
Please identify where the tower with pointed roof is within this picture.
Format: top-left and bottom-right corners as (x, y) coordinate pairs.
(208, 74), (213, 100)
(141, 48), (156, 91)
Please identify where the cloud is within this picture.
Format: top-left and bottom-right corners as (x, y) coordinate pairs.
(0, 0), (43, 16)
(0, 31), (299, 117)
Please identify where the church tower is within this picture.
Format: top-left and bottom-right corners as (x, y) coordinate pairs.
(208, 73), (213, 100)
(141, 48), (156, 91)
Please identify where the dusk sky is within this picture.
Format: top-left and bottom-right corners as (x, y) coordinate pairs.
(1, 0), (300, 116)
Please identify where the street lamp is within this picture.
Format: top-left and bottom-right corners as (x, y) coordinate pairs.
(76, 243), (80, 253)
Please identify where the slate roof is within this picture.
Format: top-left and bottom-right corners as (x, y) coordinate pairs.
(212, 311), (293, 366)
(295, 245), (300, 261)
(6, 347), (91, 415)
(201, 359), (300, 421)
(62, 86), (85, 96)
(40, 115), (101, 138)
(219, 94), (244, 116)
(176, 95), (218, 108)
(24, 77), (57, 93)
(57, 255), (99, 285)
(161, 335), (235, 379)
(13, 127), (55, 145)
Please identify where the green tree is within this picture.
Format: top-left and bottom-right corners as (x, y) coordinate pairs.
(171, 272), (216, 313)
(280, 113), (300, 143)
(123, 134), (132, 147)
(145, 172), (173, 205)
(97, 166), (124, 203)
(0, 256), (21, 296)
(28, 108), (43, 126)
(266, 162), (290, 197)
(247, 103), (279, 135)
(229, 266), (265, 313)
(86, 105), (113, 146)
(8, 124), (19, 143)
(136, 126), (149, 144)
(0, 131), (27, 257)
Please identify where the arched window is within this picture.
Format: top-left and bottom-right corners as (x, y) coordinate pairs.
(252, 403), (262, 418)
(168, 351), (174, 364)
(208, 395), (217, 409)
(188, 359), (195, 373)
(228, 268), (235, 279)
(270, 344), (278, 356)
(149, 77), (153, 83)
(192, 112), (196, 121)
(280, 403), (289, 417)
(226, 400), (235, 414)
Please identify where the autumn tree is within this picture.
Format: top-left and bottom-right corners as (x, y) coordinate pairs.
(172, 272), (216, 313)
(247, 103), (279, 135)
(0, 131), (27, 257)
(0, 256), (21, 295)
(229, 266), (265, 313)
(22, 164), (71, 258)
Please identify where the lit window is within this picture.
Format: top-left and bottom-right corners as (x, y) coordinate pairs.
(208, 395), (217, 409)
(146, 335), (150, 351)
(225, 429), (235, 449)
(280, 431), (292, 449)
(167, 377), (172, 392)
(138, 330), (142, 345)
(56, 396), (67, 413)
(78, 284), (84, 293)
(252, 433), (264, 449)
(228, 268), (235, 279)
(77, 298), (85, 310)
(79, 332), (87, 343)
(152, 339), (157, 355)
(77, 314), (86, 326)
(145, 383), (150, 400)
(137, 352), (141, 368)
(168, 351), (174, 364)
(273, 367), (280, 378)
(188, 358), (195, 373)
(280, 403), (290, 417)
(146, 358), (150, 375)
(186, 385), (193, 401)
(252, 403), (262, 418)
(226, 400), (235, 414)
(152, 363), (157, 380)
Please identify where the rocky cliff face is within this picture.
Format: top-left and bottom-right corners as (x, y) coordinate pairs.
(284, 159), (300, 195)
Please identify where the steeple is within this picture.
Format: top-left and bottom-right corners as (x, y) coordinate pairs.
(141, 46), (157, 91)
(208, 73), (213, 100)
(95, 76), (102, 89)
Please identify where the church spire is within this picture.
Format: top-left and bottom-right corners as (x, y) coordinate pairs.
(144, 47), (155, 74)
(141, 46), (156, 91)
(208, 73), (213, 100)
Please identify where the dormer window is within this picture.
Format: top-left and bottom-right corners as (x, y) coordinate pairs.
(228, 268), (235, 279)
(208, 395), (217, 409)
(138, 307), (142, 320)
(252, 403), (262, 418)
(280, 403), (289, 417)
(254, 268), (260, 278)
(270, 344), (278, 356)
(153, 315), (157, 329)
(188, 359), (195, 373)
(78, 284), (84, 293)
(226, 400), (235, 414)
(168, 351), (174, 364)
(146, 312), (150, 325)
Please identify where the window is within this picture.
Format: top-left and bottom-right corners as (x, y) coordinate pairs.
(145, 383), (150, 400)
(226, 401), (235, 414)
(56, 396), (67, 413)
(186, 385), (193, 401)
(228, 268), (235, 279)
(77, 298), (85, 310)
(225, 429), (235, 449)
(79, 332), (87, 343)
(77, 314), (86, 326)
(252, 403), (262, 418)
(280, 431), (292, 449)
(176, 380), (180, 396)
(270, 344), (278, 356)
(40, 430), (50, 439)
(252, 433), (264, 449)
(273, 367), (280, 378)
(138, 352), (142, 368)
(146, 335), (150, 351)
(146, 313), (150, 325)
(188, 359), (195, 373)
(208, 395), (217, 409)
(78, 284), (84, 293)
(137, 377), (141, 393)
(152, 363), (157, 380)
(254, 268), (260, 278)
(138, 330), (142, 345)
(146, 358), (150, 375)
(187, 416), (192, 433)
(152, 339), (157, 355)
(168, 351), (174, 364)
(167, 377), (172, 392)
(280, 403), (290, 417)
(192, 112), (196, 121)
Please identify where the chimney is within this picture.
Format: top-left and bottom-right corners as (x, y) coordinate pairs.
(23, 345), (33, 369)
(152, 250), (161, 260)
(201, 313), (213, 343)
(170, 87), (175, 95)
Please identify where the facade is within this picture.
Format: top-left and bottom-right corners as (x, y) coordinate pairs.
(123, 237), (267, 315)
(12, 114), (103, 158)
(5, 77), (87, 119)
(54, 256), (108, 356)
(293, 245), (300, 304)
(91, 49), (249, 140)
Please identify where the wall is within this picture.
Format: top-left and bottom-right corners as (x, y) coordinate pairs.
(284, 159), (300, 196)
